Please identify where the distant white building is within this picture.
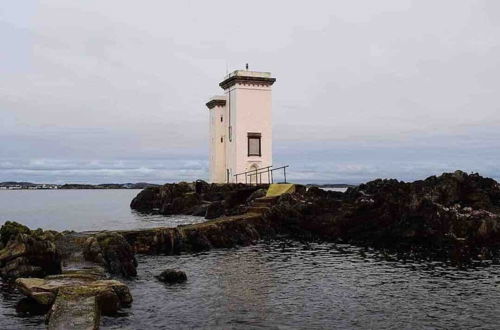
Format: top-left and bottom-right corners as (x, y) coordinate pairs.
(206, 70), (276, 183)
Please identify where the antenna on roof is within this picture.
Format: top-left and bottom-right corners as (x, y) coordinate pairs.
(246, 63), (249, 70)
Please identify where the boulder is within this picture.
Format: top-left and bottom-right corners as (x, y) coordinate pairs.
(0, 223), (62, 279)
(246, 188), (267, 204)
(83, 232), (137, 277)
(130, 186), (162, 212)
(156, 269), (187, 284)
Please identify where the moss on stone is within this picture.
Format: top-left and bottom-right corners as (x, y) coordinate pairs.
(0, 221), (31, 245)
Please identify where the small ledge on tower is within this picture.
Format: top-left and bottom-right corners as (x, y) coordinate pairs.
(206, 95), (226, 110)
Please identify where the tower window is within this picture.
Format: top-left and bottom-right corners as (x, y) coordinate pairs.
(221, 137), (223, 143)
(220, 116), (223, 122)
(247, 133), (261, 156)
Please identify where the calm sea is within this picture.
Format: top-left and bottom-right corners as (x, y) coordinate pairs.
(1, 190), (500, 329)
(0, 189), (202, 232)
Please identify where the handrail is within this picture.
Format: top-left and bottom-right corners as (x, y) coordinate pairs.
(234, 165), (289, 185)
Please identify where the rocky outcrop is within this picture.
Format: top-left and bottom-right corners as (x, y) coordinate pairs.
(130, 180), (267, 219)
(83, 232), (137, 277)
(0, 222), (62, 279)
(265, 171), (500, 263)
(15, 270), (132, 329)
(156, 269), (187, 284)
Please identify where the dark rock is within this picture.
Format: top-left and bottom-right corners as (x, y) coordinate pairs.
(265, 171), (500, 264)
(83, 232), (137, 277)
(161, 193), (200, 215)
(205, 201), (224, 219)
(156, 269), (187, 284)
(224, 186), (262, 210)
(246, 188), (267, 204)
(130, 186), (161, 212)
(16, 297), (51, 316)
(191, 203), (210, 216)
(195, 179), (210, 195)
(130, 182), (269, 218)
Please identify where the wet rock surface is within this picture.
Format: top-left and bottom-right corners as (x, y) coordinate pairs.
(130, 180), (267, 219)
(156, 269), (187, 284)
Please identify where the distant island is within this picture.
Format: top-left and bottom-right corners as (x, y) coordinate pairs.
(305, 183), (355, 188)
(0, 181), (159, 190)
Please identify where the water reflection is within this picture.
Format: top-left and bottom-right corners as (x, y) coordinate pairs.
(101, 241), (500, 329)
(2, 240), (500, 329)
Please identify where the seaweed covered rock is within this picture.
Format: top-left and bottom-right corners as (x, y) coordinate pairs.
(83, 232), (137, 277)
(156, 269), (187, 284)
(0, 221), (31, 247)
(0, 222), (62, 279)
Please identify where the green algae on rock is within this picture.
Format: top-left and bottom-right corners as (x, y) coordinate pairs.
(0, 224), (62, 279)
(83, 232), (137, 277)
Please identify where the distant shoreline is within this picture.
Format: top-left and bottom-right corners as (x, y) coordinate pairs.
(0, 182), (159, 190)
(0, 181), (356, 190)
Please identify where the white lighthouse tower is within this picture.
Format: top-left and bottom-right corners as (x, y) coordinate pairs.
(206, 69), (276, 183)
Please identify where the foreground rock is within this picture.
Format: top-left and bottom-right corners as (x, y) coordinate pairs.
(156, 269), (187, 284)
(130, 180), (267, 219)
(16, 270), (132, 329)
(0, 222), (62, 279)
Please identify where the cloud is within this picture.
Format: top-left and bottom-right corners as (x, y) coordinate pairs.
(0, 0), (499, 183)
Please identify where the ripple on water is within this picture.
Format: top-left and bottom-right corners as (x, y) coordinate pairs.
(1, 240), (500, 329)
(94, 241), (500, 330)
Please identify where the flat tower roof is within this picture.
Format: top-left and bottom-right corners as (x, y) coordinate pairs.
(219, 70), (276, 89)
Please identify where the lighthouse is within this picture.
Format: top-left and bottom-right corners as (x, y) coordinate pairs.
(206, 70), (276, 183)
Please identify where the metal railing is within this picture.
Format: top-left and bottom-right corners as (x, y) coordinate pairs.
(234, 165), (289, 185)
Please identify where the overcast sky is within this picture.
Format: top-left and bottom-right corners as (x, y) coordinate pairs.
(1, 0), (500, 184)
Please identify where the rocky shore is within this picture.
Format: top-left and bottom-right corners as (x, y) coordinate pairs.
(266, 170), (500, 264)
(2, 170), (500, 328)
(129, 171), (500, 264)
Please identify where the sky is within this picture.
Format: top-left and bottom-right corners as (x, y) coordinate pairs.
(1, 0), (500, 184)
